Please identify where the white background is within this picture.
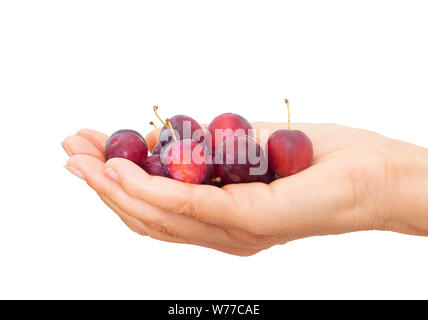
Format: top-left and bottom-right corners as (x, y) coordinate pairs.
(1, 0), (427, 299)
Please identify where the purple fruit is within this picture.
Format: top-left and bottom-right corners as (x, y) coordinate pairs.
(142, 154), (168, 177)
(257, 168), (275, 184)
(105, 129), (148, 167)
(214, 135), (267, 185)
(159, 115), (204, 146)
(152, 143), (163, 155)
(207, 113), (253, 154)
(161, 139), (207, 184)
(266, 130), (313, 178)
(202, 157), (223, 187)
(266, 98), (313, 178)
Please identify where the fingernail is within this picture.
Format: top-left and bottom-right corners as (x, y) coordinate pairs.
(104, 167), (119, 182)
(65, 166), (85, 180)
(62, 143), (72, 157)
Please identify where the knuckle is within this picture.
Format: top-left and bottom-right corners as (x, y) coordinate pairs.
(110, 208), (147, 236)
(124, 221), (146, 236)
(232, 248), (261, 257)
(76, 128), (91, 136)
(97, 182), (115, 200)
(170, 187), (199, 220)
(146, 219), (177, 238)
(227, 228), (272, 250)
(175, 201), (198, 219)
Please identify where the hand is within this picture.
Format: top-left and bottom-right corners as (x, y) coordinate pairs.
(62, 123), (428, 256)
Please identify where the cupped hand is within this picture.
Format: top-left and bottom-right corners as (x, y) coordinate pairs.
(62, 123), (428, 256)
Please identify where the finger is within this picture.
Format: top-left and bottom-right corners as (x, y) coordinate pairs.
(103, 186), (269, 254)
(103, 155), (354, 238)
(67, 155), (243, 248)
(62, 135), (105, 161)
(146, 128), (162, 153)
(100, 193), (258, 256)
(98, 193), (148, 236)
(92, 160), (258, 255)
(76, 128), (108, 156)
(104, 157), (262, 231)
(100, 172), (272, 252)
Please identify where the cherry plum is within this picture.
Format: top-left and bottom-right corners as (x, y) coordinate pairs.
(105, 129), (148, 167)
(161, 139), (207, 184)
(207, 113), (253, 154)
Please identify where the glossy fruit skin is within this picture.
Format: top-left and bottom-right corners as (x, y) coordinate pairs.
(161, 139), (207, 184)
(202, 162), (216, 184)
(207, 113), (253, 154)
(202, 157), (223, 187)
(257, 168), (275, 184)
(142, 155), (168, 177)
(159, 115), (204, 147)
(105, 129), (148, 167)
(152, 143), (163, 155)
(266, 130), (313, 177)
(214, 135), (267, 185)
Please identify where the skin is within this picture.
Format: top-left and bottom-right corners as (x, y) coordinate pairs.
(62, 123), (428, 256)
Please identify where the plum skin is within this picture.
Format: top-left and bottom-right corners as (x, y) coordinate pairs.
(159, 115), (204, 147)
(202, 155), (215, 185)
(207, 113), (253, 154)
(152, 143), (163, 155)
(214, 135), (267, 185)
(142, 154), (168, 177)
(202, 159), (224, 187)
(161, 139), (207, 184)
(105, 129), (148, 167)
(257, 167), (275, 184)
(266, 130), (313, 177)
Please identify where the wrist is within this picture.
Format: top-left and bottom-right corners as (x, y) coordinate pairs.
(382, 139), (428, 235)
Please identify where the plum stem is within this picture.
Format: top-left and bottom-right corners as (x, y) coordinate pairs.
(166, 119), (178, 142)
(284, 98), (290, 130)
(212, 177), (222, 184)
(153, 106), (170, 128)
(149, 121), (158, 129)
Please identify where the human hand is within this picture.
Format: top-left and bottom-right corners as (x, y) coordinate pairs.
(62, 123), (428, 256)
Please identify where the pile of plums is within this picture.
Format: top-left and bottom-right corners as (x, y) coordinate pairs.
(105, 102), (313, 186)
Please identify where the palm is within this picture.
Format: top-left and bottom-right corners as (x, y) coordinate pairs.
(63, 123), (386, 255)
